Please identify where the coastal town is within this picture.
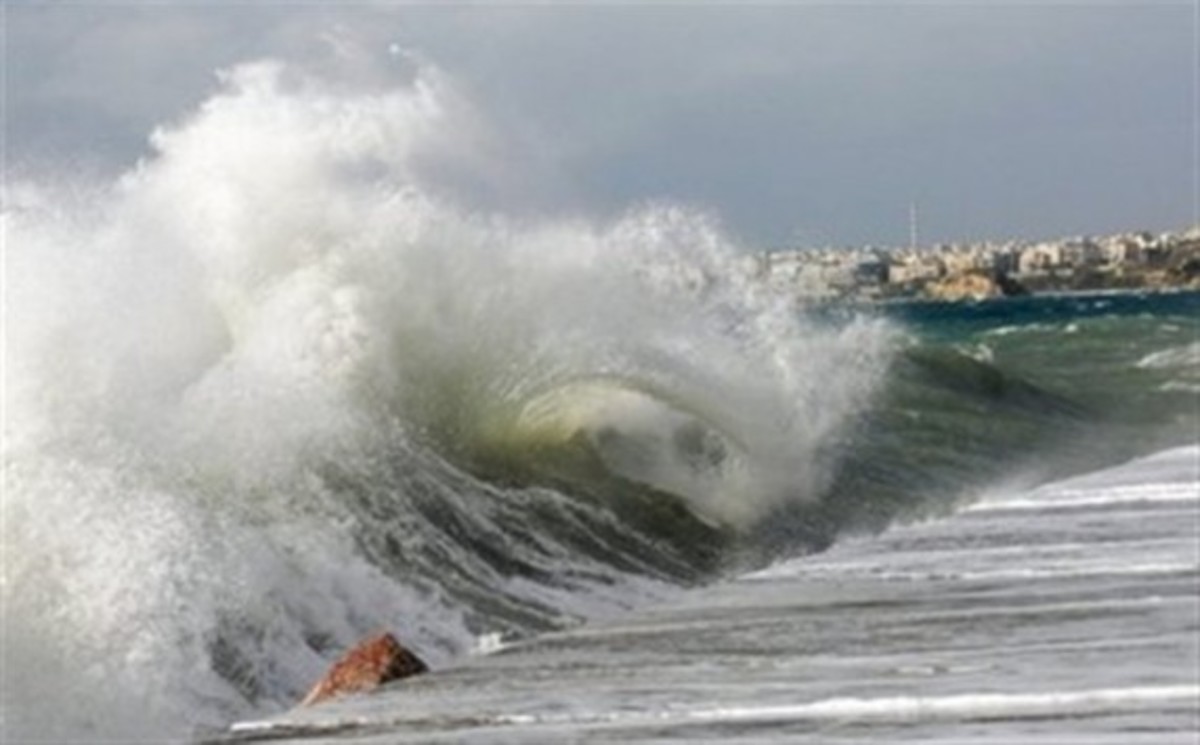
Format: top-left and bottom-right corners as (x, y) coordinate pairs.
(749, 227), (1200, 302)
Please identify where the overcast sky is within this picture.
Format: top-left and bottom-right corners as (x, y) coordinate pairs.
(6, 2), (1198, 247)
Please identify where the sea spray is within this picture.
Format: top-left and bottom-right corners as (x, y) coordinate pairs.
(3, 55), (894, 739)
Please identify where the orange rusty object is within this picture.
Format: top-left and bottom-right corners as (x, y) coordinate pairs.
(300, 631), (428, 706)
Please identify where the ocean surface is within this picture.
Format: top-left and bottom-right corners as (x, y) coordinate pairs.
(3, 57), (1197, 743)
(223, 444), (1200, 745)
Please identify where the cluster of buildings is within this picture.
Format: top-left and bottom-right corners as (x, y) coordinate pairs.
(749, 228), (1200, 301)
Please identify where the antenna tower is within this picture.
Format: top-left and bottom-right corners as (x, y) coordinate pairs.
(909, 201), (919, 250)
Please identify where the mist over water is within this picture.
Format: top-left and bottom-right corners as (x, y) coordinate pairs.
(3, 54), (893, 739)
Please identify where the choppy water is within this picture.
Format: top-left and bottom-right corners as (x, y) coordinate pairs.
(3, 50), (1197, 743)
(223, 445), (1200, 744)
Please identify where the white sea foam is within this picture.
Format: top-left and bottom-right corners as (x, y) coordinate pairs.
(674, 685), (1200, 724)
(1137, 341), (1200, 369)
(3, 49), (893, 741)
(971, 445), (1199, 509)
(492, 685), (1200, 727)
(752, 444), (1200, 583)
(966, 482), (1199, 512)
(1137, 342), (1200, 393)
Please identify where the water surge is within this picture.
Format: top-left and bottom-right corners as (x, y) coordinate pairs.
(3, 57), (891, 739)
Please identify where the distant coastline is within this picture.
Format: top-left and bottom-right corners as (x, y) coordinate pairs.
(750, 227), (1200, 303)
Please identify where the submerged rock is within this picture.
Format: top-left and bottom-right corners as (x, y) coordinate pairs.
(300, 632), (428, 707)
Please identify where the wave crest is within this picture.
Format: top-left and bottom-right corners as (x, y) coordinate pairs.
(3, 52), (893, 739)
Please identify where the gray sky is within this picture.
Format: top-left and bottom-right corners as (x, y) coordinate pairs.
(5, 1), (1198, 247)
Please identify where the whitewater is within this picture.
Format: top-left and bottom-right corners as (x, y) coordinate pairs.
(226, 446), (1200, 743)
(3, 53), (1197, 743)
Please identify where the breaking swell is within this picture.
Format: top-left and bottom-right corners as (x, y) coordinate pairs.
(1, 54), (1160, 740)
(3, 56), (896, 739)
